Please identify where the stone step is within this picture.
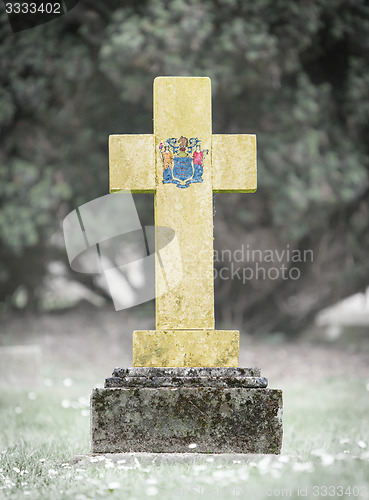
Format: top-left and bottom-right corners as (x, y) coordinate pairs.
(112, 367), (261, 378)
(91, 385), (283, 454)
(105, 375), (268, 388)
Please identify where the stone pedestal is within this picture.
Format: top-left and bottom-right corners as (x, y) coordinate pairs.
(91, 368), (283, 454)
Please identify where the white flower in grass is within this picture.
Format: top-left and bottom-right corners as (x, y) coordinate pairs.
(188, 443), (197, 449)
(81, 410), (89, 417)
(63, 378), (73, 387)
(336, 453), (349, 460)
(238, 468), (249, 481)
(193, 464), (207, 471)
(272, 461), (283, 470)
(13, 467), (20, 473)
(358, 440), (367, 449)
(108, 482), (121, 491)
(4, 477), (14, 487)
(311, 449), (325, 457)
(366, 382), (369, 391)
(206, 457), (214, 463)
(321, 454), (335, 466)
(27, 392), (37, 400)
(339, 438), (349, 444)
(212, 469), (227, 478)
(271, 468), (281, 479)
(24, 491), (31, 496)
(256, 455), (272, 473)
(15, 407), (22, 414)
(61, 400), (70, 409)
(48, 469), (58, 477)
(44, 378), (53, 387)
(116, 459), (126, 464)
(89, 458), (99, 463)
(292, 462), (314, 472)
(104, 462), (114, 469)
(146, 477), (158, 485)
(39, 459), (46, 463)
(146, 486), (159, 496)
(212, 469), (238, 481)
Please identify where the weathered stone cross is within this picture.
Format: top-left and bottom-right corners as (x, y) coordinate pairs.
(109, 77), (256, 367)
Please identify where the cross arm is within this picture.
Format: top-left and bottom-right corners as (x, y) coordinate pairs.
(109, 134), (156, 193)
(212, 134), (257, 193)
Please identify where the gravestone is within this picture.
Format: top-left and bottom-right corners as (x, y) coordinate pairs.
(91, 77), (283, 453)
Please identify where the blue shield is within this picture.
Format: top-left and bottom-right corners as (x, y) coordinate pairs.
(172, 157), (194, 182)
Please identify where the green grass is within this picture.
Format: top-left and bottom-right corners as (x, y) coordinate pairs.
(0, 378), (369, 499)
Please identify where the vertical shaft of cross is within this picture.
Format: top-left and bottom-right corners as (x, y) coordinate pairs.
(154, 77), (214, 330)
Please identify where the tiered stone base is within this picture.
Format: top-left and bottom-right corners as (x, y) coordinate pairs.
(91, 368), (283, 454)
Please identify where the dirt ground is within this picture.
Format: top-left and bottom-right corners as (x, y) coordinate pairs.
(1, 303), (369, 388)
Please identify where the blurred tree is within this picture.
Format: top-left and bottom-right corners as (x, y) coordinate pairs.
(0, 0), (368, 333)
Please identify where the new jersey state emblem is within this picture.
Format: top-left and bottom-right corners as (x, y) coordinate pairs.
(159, 136), (208, 189)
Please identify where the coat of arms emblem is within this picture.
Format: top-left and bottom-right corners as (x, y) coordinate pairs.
(159, 136), (208, 188)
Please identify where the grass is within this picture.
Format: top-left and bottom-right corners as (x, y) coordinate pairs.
(0, 377), (369, 499)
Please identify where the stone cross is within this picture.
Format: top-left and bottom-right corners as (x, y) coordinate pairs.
(109, 77), (257, 367)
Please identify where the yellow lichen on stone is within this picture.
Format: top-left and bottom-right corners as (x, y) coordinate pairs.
(212, 134), (257, 192)
(156, 231), (183, 296)
(109, 134), (155, 193)
(133, 330), (239, 367)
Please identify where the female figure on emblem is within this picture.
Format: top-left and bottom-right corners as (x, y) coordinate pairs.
(162, 144), (174, 171)
(193, 144), (203, 166)
(161, 144), (174, 182)
(193, 143), (205, 180)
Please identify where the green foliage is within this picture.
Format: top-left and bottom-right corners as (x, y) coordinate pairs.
(0, 159), (71, 253)
(0, 0), (368, 323)
(98, 0), (369, 244)
(261, 73), (368, 240)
